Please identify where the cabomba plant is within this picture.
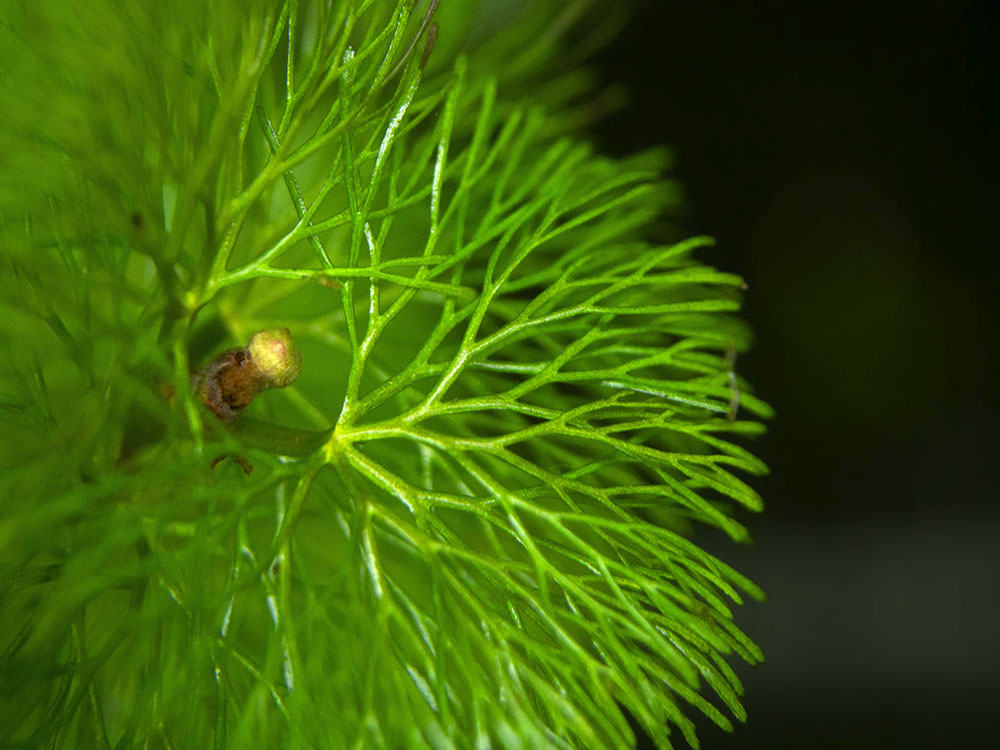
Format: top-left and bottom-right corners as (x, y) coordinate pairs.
(0, 1), (771, 748)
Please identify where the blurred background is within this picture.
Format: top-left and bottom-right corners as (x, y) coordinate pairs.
(592, 1), (999, 748)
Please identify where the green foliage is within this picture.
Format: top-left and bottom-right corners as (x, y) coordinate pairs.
(0, 1), (770, 748)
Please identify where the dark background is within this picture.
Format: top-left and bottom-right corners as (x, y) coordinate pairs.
(593, 2), (999, 748)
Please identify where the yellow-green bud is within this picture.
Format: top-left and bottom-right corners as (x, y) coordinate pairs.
(247, 328), (301, 388)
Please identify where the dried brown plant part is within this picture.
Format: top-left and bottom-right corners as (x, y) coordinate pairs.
(192, 328), (302, 424)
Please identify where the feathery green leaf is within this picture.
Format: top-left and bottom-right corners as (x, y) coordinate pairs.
(0, 2), (767, 748)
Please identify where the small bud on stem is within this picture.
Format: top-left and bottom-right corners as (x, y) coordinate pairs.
(193, 328), (302, 423)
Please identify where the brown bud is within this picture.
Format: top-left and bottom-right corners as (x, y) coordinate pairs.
(194, 328), (301, 423)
